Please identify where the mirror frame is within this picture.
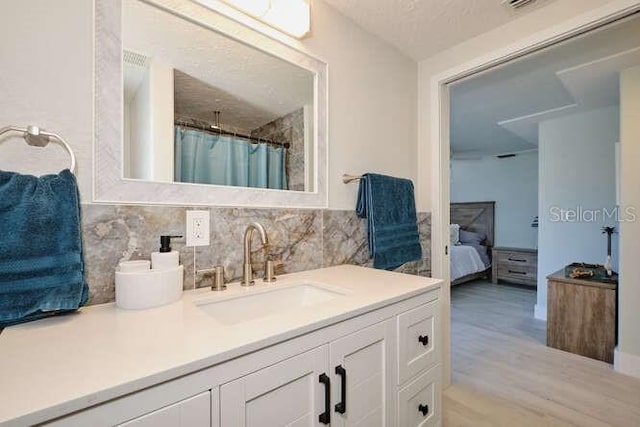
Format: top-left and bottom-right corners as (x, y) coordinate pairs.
(94, 0), (328, 208)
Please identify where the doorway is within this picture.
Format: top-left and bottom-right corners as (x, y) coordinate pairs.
(435, 7), (640, 425)
(447, 15), (638, 347)
(429, 1), (640, 389)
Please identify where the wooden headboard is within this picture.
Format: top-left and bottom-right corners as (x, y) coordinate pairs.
(450, 201), (495, 248)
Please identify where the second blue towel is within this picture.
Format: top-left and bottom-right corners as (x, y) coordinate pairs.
(356, 173), (422, 270)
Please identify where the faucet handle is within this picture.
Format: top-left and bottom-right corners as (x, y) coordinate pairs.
(212, 266), (226, 291)
(197, 266), (227, 291)
(264, 260), (276, 283)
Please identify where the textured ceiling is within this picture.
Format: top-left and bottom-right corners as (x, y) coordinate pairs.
(323, 0), (554, 60)
(123, 0), (314, 132)
(450, 15), (640, 157)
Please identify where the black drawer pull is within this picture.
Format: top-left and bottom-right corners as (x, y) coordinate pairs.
(418, 403), (429, 416)
(508, 270), (527, 275)
(335, 365), (347, 414)
(319, 373), (330, 424)
(508, 257), (527, 263)
(418, 335), (429, 346)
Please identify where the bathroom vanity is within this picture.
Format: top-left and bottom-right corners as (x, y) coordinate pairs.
(0, 265), (442, 427)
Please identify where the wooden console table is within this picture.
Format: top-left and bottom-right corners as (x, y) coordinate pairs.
(547, 269), (617, 363)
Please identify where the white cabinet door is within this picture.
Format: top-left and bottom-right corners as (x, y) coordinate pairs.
(329, 320), (395, 427)
(118, 390), (211, 427)
(220, 346), (329, 427)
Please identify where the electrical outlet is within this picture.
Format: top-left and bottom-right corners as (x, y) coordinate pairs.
(186, 210), (210, 247)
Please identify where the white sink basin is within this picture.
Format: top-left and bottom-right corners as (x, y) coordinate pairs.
(196, 283), (345, 325)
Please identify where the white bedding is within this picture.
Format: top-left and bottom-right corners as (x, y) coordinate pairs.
(450, 244), (488, 281)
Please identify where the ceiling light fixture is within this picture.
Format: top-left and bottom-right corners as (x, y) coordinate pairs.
(222, 0), (311, 38)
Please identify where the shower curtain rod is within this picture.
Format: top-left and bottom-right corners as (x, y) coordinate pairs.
(175, 120), (290, 149)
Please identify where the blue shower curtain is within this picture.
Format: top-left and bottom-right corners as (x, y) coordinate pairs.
(174, 126), (287, 190)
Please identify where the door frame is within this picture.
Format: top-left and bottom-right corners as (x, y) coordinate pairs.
(428, 0), (640, 387)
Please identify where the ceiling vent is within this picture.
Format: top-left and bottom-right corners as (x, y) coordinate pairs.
(502, 0), (536, 9)
(123, 50), (151, 68)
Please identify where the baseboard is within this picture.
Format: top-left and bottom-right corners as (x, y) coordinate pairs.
(614, 348), (640, 379)
(534, 303), (547, 321)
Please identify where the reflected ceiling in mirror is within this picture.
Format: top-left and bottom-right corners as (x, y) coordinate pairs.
(122, 0), (315, 192)
(94, 0), (327, 208)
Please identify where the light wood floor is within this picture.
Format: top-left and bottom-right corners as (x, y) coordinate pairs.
(444, 280), (640, 427)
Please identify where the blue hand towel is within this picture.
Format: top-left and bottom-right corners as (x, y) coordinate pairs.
(356, 173), (422, 270)
(0, 169), (88, 327)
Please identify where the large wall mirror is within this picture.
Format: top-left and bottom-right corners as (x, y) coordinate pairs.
(95, 0), (328, 207)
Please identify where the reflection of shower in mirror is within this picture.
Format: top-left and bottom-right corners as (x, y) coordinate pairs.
(122, 0), (315, 192)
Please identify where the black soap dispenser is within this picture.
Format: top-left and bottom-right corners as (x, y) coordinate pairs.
(151, 235), (182, 271)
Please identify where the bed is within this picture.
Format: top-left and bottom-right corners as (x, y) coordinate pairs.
(450, 201), (495, 285)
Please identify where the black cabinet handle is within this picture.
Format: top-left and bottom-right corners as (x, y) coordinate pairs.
(508, 257), (527, 263)
(418, 403), (429, 416)
(508, 270), (527, 275)
(418, 335), (429, 346)
(319, 373), (331, 424)
(335, 365), (347, 414)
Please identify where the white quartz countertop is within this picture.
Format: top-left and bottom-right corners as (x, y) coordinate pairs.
(0, 265), (441, 426)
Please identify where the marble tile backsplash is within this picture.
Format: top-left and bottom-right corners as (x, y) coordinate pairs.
(81, 204), (431, 305)
(251, 108), (306, 192)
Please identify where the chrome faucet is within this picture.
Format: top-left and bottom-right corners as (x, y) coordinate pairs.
(241, 222), (269, 286)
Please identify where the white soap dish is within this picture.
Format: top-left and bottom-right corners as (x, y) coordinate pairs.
(115, 265), (184, 310)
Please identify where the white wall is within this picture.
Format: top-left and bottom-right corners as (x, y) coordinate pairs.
(0, 0), (417, 210)
(618, 66), (640, 376)
(0, 0), (93, 197)
(124, 97), (132, 177)
(536, 106), (619, 319)
(301, 0), (417, 209)
(129, 71), (153, 180)
(126, 61), (175, 182)
(150, 62), (175, 183)
(451, 152), (538, 248)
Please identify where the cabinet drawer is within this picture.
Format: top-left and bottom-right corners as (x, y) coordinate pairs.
(397, 365), (440, 427)
(397, 301), (439, 385)
(497, 251), (537, 267)
(497, 265), (537, 283)
(497, 264), (536, 276)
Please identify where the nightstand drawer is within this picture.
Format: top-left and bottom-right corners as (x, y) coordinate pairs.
(497, 251), (537, 267)
(492, 247), (538, 286)
(498, 265), (537, 281)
